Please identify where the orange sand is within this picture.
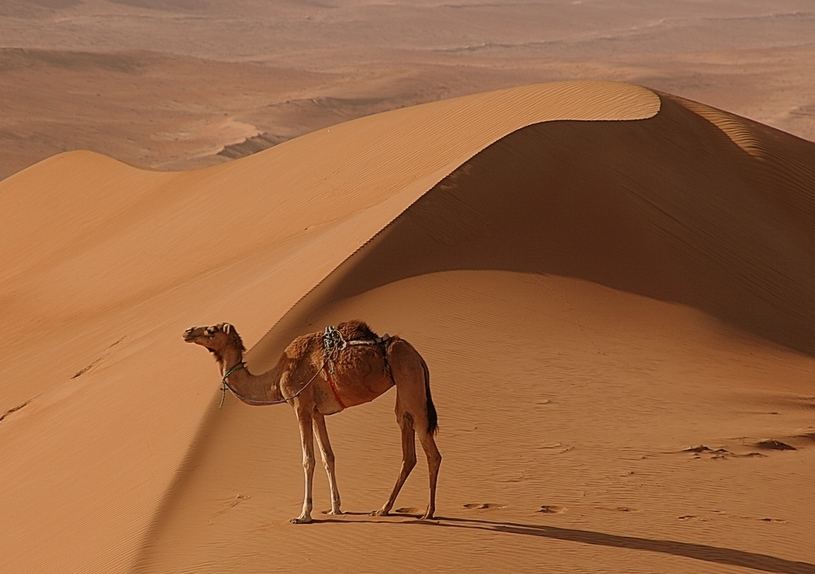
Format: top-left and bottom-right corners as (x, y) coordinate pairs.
(1, 81), (815, 573)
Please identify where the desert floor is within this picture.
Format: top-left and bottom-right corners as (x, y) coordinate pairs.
(1, 3), (814, 574)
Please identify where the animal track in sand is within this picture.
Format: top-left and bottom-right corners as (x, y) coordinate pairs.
(754, 439), (796, 451)
(0, 400), (31, 422)
(463, 503), (506, 510)
(537, 505), (565, 514)
(730, 513), (788, 524)
(228, 494), (250, 508)
(71, 337), (125, 379)
(212, 493), (250, 518)
(394, 507), (421, 514)
(597, 505), (638, 513)
(677, 512), (785, 523)
(538, 442), (574, 454)
(681, 445), (733, 459)
(796, 430), (815, 442)
(674, 445), (768, 460)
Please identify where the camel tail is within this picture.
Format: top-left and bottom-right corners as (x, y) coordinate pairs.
(421, 356), (438, 435)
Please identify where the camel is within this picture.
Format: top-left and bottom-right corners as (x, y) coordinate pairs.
(182, 320), (441, 524)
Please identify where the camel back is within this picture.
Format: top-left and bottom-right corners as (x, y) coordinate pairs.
(322, 321), (391, 374)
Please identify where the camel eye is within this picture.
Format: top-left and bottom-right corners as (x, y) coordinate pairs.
(205, 327), (216, 336)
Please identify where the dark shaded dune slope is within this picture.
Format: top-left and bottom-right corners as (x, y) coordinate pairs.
(256, 93), (815, 361)
(132, 87), (815, 573)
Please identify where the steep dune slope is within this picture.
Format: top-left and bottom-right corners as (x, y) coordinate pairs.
(0, 81), (658, 573)
(135, 89), (815, 574)
(2, 82), (815, 573)
(256, 92), (815, 359)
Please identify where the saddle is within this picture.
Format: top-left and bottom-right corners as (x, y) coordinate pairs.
(322, 325), (391, 374)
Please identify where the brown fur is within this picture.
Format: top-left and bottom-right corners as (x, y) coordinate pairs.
(207, 323), (245, 368)
(183, 320), (442, 523)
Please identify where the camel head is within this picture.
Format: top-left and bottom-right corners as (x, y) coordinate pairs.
(183, 323), (246, 357)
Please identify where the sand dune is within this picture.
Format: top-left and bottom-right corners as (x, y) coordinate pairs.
(2, 81), (815, 573)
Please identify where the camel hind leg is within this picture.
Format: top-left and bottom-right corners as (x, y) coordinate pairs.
(376, 340), (441, 519)
(416, 425), (441, 519)
(374, 408), (416, 516)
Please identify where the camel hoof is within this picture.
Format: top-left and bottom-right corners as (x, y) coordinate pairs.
(419, 512), (435, 521)
(371, 509), (390, 517)
(290, 516), (313, 524)
(327, 509), (344, 516)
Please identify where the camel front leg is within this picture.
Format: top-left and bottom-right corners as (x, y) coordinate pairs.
(292, 408), (315, 524)
(313, 413), (342, 515)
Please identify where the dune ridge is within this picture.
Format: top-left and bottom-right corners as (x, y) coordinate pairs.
(2, 81), (815, 573)
(136, 86), (815, 573)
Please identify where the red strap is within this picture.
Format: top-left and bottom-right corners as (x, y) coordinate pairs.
(325, 369), (347, 409)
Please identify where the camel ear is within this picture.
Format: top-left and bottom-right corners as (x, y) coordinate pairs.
(222, 323), (232, 334)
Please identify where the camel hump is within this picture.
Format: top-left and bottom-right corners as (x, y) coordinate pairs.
(336, 320), (378, 341)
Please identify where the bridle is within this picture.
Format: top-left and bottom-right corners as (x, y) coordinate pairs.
(216, 325), (394, 409)
(219, 360), (326, 408)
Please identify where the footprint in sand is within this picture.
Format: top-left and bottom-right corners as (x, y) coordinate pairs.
(228, 494), (249, 508)
(754, 439), (797, 451)
(71, 337), (126, 379)
(538, 442), (574, 454)
(213, 493), (250, 517)
(682, 445), (732, 458)
(731, 514), (787, 524)
(797, 430), (815, 442)
(597, 505), (638, 513)
(463, 503), (506, 510)
(0, 400), (31, 423)
(537, 505), (565, 514)
(394, 507), (421, 514)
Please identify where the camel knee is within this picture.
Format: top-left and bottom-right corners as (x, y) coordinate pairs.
(321, 449), (335, 467)
(426, 449), (441, 470)
(403, 452), (417, 472)
(302, 454), (316, 472)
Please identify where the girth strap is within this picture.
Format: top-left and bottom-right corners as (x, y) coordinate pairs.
(323, 369), (348, 409)
(321, 326), (395, 404)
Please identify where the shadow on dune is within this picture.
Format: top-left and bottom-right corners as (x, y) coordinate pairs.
(437, 517), (815, 574)
(258, 93), (815, 361)
(322, 514), (815, 574)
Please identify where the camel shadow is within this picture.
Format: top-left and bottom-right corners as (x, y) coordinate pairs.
(321, 512), (815, 574)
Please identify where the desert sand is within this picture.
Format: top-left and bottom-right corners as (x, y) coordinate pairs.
(2, 3), (815, 574)
(2, 79), (815, 573)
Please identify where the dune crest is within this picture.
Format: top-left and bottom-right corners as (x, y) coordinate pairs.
(2, 81), (815, 574)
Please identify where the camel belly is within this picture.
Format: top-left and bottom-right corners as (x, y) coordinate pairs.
(315, 372), (394, 415)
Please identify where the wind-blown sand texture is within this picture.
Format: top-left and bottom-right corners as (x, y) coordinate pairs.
(2, 81), (815, 573)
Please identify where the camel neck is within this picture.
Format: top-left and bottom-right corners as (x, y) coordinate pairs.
(219, 348), (284, 405)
